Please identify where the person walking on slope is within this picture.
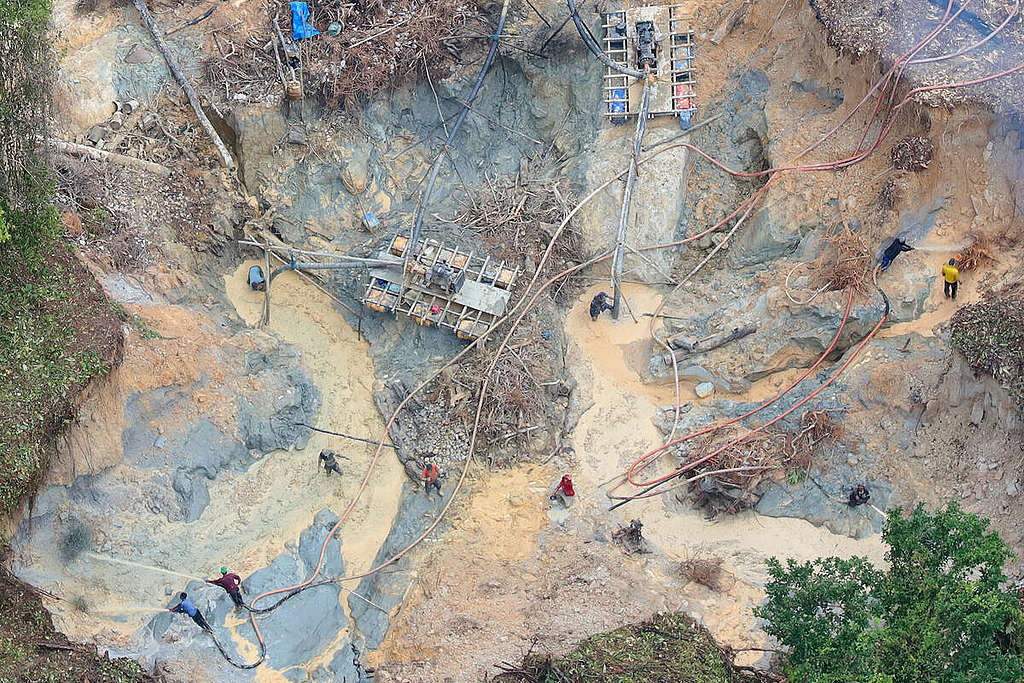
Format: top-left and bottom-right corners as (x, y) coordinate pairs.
(550, 474), (576, 508)
(422, 460), (442, 497)
(590, 292), (614, 321)
(170, 592), (212, 632)
(318, 449), (345, 476)
(206, 567), (244, 610)
(880, 237), (914, 272)
(942, 258), (960, 300)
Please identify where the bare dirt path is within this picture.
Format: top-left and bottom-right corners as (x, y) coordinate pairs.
(563, 282), (886, 648)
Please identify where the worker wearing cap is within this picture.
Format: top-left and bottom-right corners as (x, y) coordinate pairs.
(247, 265), (266, 291)
(590, 292), (614, 321)
(206, 567), (244, 609)
(942, 258), (960, 300)
(319, 449), (345, 476)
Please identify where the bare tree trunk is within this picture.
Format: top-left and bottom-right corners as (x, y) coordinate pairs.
(667, 323), (758, 353)
(49, 139), (171, 176)
(131, 0), (235, 170)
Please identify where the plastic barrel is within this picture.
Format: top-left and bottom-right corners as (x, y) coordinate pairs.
(609, 88), (627, 125)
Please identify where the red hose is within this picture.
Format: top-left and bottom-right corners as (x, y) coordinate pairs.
(625, 288), (855, 488)
(612, 284), (889, 508)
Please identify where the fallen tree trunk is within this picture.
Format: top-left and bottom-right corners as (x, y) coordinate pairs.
(668, 323), (757, 353)
(131, 0), (236, 170)
(49, 139), (171, 176)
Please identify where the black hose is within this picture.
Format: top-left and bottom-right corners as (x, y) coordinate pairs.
(566, 0), (644, 78)
(408, 0), (512, 258)
(209, 629), (265, 669)
(294, 421), (398, 450)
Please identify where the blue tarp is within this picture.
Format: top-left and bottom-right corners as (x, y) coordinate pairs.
(291, 1), (319, 40)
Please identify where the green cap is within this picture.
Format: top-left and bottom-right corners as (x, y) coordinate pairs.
(221, 567), (228, 574)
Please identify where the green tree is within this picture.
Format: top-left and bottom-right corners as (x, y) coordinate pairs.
(0, 0), (57, 254)
(754, 502), (1024, 683)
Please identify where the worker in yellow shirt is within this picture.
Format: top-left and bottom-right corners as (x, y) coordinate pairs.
(941, 258), (959, 300)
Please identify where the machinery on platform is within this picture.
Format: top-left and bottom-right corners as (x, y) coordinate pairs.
(361, 235), (519, 341)
(601, 4), (697, 127)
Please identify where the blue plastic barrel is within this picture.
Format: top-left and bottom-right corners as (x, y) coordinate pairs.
(679, 110), (692, 130)
(609, 88), (627, 125)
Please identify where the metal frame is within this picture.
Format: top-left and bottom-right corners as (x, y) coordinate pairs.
(361, 235), (519, 340)
(601, 4), (698, 124)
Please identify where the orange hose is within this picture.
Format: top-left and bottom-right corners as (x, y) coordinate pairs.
(611, 284), (888, 509)
(625, 288), (855, 488)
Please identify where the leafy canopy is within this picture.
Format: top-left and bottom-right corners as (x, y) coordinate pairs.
(754, 502), (1024, 683)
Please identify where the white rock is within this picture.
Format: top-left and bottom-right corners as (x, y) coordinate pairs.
(695, 382), (715, 398)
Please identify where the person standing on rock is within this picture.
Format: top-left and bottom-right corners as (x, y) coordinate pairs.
(319, 449), (345, 476)
(590, 292), (614, 321)
(550, 474), (575, 508)
(422, 460), (442, 497)
(206, 567), (244, 610)
(170, 592), (212, 633)
(941, 258), (960, 300)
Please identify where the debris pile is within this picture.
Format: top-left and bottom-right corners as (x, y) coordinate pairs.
(812, 220), (872, 293)
(678, 552), (731, 591)
(611, 519), (649, 554)
(891, 135), (933, 171)
(459, 170), (583, 303)
(455, 318), (559, 462)
(205, 0), (483, 108)
(950, 288), (1024, 408)
(683, 410), (841, 513)
(955, 233), (992, 272)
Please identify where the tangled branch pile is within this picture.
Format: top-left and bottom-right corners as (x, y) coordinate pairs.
(684, 410), (841, 511)
(812, 221), (872, 293)
(455, 318), (554, 461)
(459, 172), (583, 303)
(205, 0), (482, 107)
(679, 551), (732, 591)
(950, 288), (1024, 408)
(955, 233), (992, 272)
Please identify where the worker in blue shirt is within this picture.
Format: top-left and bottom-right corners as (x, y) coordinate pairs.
(247, 265), (266, 291)
(170, 592), (212, 632)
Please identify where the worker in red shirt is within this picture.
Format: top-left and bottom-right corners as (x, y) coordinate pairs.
(550, 474), (575, 507)
(206, 567), (244, 609)
(422, 460), (442, 497)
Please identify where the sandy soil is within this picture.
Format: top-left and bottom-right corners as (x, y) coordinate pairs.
(371, 285), (887, 681)
(223, 260), (404, 583)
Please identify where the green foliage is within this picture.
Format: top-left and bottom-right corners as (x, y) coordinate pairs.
(0, 0), (56, 249)
(0, 572), (149, 681)
(519, 613), (738, 682)
(755, 503), (1024, 683)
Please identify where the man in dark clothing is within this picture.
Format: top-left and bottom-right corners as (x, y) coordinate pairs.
(170, 592), (212, 632)
(206, 567), (244, 609)
(248, 265), (266, 291)
(590, 292), (614, 321)
(848, 484), (871, 507)
(318, 449), (344, 476)
(880, 238), (914, 272)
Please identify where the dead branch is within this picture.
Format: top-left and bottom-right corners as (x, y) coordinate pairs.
(132, 0), (236, 169)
